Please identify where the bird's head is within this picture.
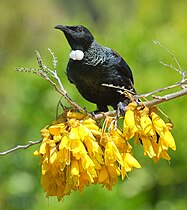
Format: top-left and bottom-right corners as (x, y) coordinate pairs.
(54, 25), (94, 51)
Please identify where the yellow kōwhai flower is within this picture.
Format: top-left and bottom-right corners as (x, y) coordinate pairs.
(34, 103), (176, 200)
(34, 113), (103, 200)
(123, 102), (140, 140)
(34, 110), (142, 200)
(122, 103), (176, 162)
(150, 108), (176, 151)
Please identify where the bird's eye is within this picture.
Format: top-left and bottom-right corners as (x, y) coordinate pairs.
(77, 27), (83, 32)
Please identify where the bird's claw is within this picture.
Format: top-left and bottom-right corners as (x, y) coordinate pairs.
(117, 102), (127, 117)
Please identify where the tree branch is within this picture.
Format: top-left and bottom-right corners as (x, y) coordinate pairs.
(154, 40), (186, 88)
(15, 49), (87, 114)
(92, 88), (187, 120)
(43, 74), (87, 113)
(136, 79), (187, 99)
(0, 140), (42, 156)
(140, 87), (187, 107)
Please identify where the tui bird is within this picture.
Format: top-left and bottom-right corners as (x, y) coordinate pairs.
(54, 25), (135, 112)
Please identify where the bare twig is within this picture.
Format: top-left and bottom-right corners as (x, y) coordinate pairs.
(154, 40), (182, 73)
(42, 73), (86, 113)
(140, 88), (187, 107)
(15, 49), (86, 114)
(136, 79), (187, 99)
(93, 87), (187, 120)
(0, 140), (42, 156)
(154, 40), (186, 88)
(48, 48), (58, 70)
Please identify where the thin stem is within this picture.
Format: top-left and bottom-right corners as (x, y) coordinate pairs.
(93, 88), (187, 120)
(154, 40), (182, 72)
(154, 40), (186, 87)
(136, 79), (187, 99)
(0, 140), (42, 156)
(141, 88), (187, 107)
(44, 75), (86, 113)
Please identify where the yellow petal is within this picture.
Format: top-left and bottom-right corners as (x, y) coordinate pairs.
(50, 151), (57, 164)
(83, 118), (97, 125)
(123, 103), (139, 139)
(71, 160), (79, 176)
(90, 129), (101, 138)
(79, 170), (94, 184)
(150, 111), (176, 151)
(124, 109), (137, 128)
(49, 123), (65, 136)
(81, 154), (95, 170)
(123, 125), (135, 140)
(107, 163), (120, 177)
(141, 136), (156, 158)
(71, 139), (87, 158)
(151, 111), (167, 136)
(78, 124), (96, 142)
(69, 127), (80, 140)
(110, 129), (126, 148)
(163, 130), (176, 150)
(152, 141), (162, 158)
(66, 111), (85, 120)
(41, 127), (50, 138)
(33, 150), (40, 156)
(104, 141), (124, 166)
(59, 136), (70, 150)
(121, 167), (127, 180)
(140, 115), (155, 136)
(161, 150), (171, 160)
(39, 142), (47, 154)
(98, 166), (109, 183)
(124, 153), (141, 169)
(85, 123), (100, 131)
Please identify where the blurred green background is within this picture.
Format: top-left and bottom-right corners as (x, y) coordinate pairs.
(0, 0), (187, 210)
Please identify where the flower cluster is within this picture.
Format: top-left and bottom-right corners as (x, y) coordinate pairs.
(123, 103), (176, 162)
(34, 103), (176, 200)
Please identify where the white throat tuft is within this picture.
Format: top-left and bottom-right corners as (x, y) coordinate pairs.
(69, 50), (84, 61)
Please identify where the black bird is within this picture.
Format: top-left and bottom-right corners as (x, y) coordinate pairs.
(55, 25), (135, 112)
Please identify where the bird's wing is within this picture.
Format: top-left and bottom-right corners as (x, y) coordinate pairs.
(112, 50), (134, 84)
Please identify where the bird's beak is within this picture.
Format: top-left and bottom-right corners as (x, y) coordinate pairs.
(54, 25), (70, 33)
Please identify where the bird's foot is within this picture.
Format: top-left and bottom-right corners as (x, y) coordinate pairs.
(90, 111), (97, 118)
(117, 102), (127, 117)
(90, 109), (103, 118)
